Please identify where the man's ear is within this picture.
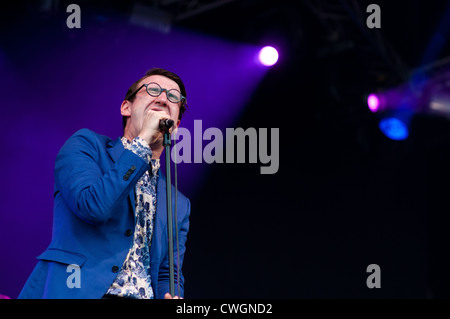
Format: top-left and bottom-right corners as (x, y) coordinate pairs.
(121, 100), (132, 116)
(171, 119), (181, 135)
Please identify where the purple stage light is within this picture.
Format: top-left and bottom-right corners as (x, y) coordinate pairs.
(258, 46), (279, 66)
(367, 94), (380, 112)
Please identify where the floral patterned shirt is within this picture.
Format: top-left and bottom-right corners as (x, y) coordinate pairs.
(105, 136), (160, 299)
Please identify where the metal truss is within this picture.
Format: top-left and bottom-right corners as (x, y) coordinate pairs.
(139, 0), (238, 21)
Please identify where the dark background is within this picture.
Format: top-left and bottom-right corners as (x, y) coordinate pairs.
(2, 0), (450, 299)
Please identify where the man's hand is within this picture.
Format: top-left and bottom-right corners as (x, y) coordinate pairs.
(164, 293), (183, 299)
(138, 109), (167, 146)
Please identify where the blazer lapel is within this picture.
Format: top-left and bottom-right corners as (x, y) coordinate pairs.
(106, 137), (136, 222)
(106, 137), (125, 163)
(151, 170), (167, 266)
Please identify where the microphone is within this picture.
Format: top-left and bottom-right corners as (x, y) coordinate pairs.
(159, 118), (174, 132)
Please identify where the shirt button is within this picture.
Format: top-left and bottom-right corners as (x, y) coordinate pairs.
(125, 229), (133, 236)
(112, 265), (119, 273)
(130, 165), (136, 171)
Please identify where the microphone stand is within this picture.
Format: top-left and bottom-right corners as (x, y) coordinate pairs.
(162, 124), (175, 297)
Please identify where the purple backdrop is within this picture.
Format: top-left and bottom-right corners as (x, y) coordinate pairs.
(0, 14), (268, 298)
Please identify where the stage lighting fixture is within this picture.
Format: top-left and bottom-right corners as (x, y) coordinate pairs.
(258, 46), (279, 66)
(378, 117), (409, 141)
(367, 93), (381, 112)
(367, 57), (450, 141)
(129, 3), (172, 34)
(378, 109), (413, 141)
(429, 90), (450, 119)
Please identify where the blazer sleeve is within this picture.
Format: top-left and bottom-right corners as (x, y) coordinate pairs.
(54, 129), (149, 225)
(158, 197), (191, 298)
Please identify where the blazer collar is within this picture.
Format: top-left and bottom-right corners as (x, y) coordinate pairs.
(106, 137), (125, 163)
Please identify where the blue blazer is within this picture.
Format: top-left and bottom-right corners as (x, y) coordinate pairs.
(18, 129), (190, 299)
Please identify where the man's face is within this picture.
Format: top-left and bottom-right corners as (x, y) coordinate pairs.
(121, 74), (182, 139)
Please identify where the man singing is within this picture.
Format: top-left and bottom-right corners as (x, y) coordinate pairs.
(19, 68), (191, 299)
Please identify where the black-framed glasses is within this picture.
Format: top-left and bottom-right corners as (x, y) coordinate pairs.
(127, 82), (185, 104)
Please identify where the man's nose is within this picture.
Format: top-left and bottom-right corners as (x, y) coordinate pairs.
(154, 90), (169, 105)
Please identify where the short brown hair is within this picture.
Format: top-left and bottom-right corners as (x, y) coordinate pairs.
(122, 68), (188, 130)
